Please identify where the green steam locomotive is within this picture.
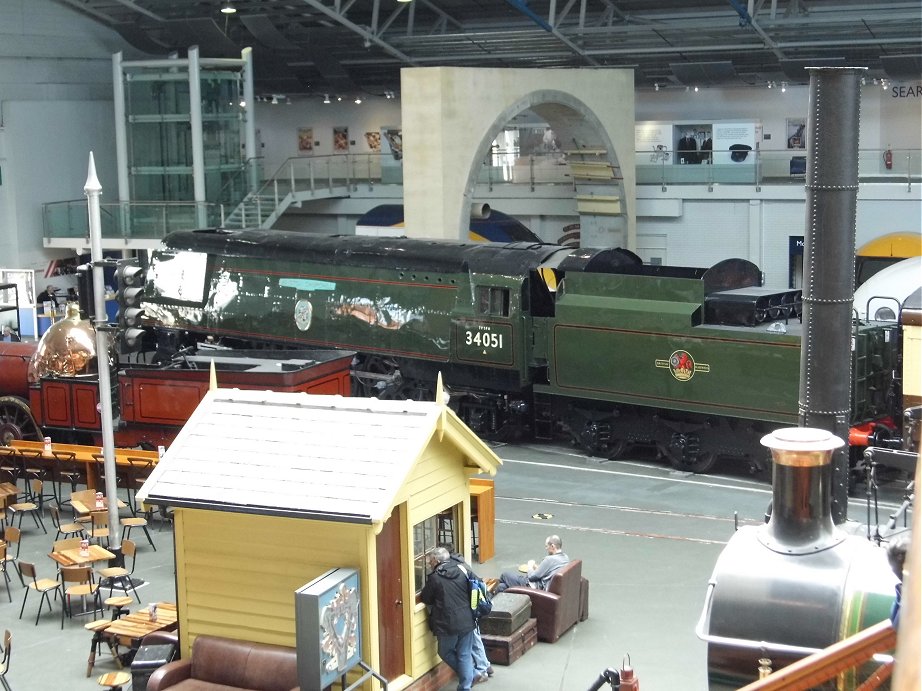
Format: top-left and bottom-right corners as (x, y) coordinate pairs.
(136, 229), (899, 473)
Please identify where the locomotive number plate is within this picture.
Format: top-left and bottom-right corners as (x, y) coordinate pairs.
(454, 321), (514, 366)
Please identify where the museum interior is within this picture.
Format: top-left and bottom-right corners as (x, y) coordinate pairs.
(0, 1), (920, 690)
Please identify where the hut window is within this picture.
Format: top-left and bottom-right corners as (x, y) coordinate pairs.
(413, 506), (460, 593)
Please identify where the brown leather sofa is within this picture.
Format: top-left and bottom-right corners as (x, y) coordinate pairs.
(146, 635), (299, 691)
(506, 558), (587, 643)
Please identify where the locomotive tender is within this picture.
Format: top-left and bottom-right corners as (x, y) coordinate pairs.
(138, 228), (900, 474)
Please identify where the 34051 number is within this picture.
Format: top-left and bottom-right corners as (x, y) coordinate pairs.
(465, 330), (504, 349)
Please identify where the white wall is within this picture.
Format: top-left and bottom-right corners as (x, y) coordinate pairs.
(254, 97), (402, 175)
(0, 0), (144, 271)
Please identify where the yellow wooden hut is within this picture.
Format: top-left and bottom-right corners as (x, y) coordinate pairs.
(137, 387), (501, 690)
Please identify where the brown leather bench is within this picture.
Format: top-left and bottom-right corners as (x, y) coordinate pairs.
(146, 635), (298, 691)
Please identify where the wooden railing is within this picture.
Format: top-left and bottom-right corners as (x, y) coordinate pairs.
(736, 619), (896, 691)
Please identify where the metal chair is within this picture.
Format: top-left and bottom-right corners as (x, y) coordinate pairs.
(0, 629), (12, 691)
(123, 456), (153, 516)
(51, 505), (86, 540)
(53, 450), (86, 508)
(97, 538), (140, 602)
(90, 510), (110, 546)
(61, 565), (102, 628)
(18, 560), (62, 625)
(0, 447), (21, 488)
(0, 544), (10, 603)
(5, 483), (46, 534)
(17, 448), (48, 502)
(1, 527), (24, 586)
(121, 503), (156, 551)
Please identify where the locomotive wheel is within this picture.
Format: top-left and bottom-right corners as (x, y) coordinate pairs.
(671, 451), (717, 474)
(606, 439), (628, 460)
(351, 355), (401, 398)
(0, 396), (43, 444)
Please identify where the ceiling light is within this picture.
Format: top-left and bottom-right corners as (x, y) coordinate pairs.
(220, 1), (236, 14)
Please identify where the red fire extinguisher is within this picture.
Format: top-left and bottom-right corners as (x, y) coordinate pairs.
(883, 146), (893, 170)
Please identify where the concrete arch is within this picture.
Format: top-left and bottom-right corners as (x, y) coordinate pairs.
(401, 67), (635, 249)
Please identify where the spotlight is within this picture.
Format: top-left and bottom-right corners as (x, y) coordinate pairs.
(354, 97), (362, 104)
(654, 83), (660, 92)
(694, 85), (699, 92)
(220, 1), (236, 14)
(323, 94), (330, 104)
(337, 95), (342, 101)
(238, 99), (246, 108)
(781, 81), (787, 93)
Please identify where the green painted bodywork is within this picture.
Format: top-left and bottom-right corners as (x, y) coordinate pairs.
(539, 271), (802, 423)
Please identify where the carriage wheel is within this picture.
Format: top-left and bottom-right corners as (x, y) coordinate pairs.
(0, 396), (43, 444)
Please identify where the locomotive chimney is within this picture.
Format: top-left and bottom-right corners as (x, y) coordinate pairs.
(759, 427), (844, 553)
(798, 67), (865, 524)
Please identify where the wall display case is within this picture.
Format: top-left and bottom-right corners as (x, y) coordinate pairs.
(635, 120), (759, 185)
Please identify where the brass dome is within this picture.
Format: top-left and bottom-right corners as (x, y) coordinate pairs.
(28, 302), (115, 382)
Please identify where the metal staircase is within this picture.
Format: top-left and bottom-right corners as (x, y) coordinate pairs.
(220, 154), (384, 230)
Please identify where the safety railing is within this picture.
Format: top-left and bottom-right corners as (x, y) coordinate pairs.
(42, 200), (222, 242)
(42, 148), (919, 241)
(735, 619), (897, 691)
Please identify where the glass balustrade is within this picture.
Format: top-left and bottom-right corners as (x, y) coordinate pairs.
(43, 147), (918, 242)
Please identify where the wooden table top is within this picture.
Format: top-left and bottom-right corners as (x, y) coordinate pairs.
(50, 545), (116, 567)
(8, 440), (158, 466)
(71, 498), (127, 516)
(104, 602), (178, 642)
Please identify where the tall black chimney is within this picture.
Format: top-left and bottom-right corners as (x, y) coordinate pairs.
(798, 67), (865, 524)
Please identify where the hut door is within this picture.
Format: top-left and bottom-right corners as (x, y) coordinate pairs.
(376, 506), (405, 679)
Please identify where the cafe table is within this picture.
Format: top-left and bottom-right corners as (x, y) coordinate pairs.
(50, 544), (116, 568)
(103, 602), (179, 649)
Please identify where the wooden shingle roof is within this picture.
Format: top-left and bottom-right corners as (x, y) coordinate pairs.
(137, 389), (501, 524)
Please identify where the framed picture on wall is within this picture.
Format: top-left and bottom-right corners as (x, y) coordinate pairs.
(786, 118), (806, 149)
(333, 126), (349, 153)
(364, 131), (381, 152)
(298, 127), (313, 154)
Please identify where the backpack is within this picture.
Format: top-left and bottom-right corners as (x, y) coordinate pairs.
(458, 564), (493, 619)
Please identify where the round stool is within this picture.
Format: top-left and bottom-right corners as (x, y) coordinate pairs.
(105, 595), (133, 620)
(97, 670), (131, 690)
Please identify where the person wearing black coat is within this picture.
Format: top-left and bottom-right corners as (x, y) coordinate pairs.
(445, 547), (493, 682)
(421, 547), (477, 691)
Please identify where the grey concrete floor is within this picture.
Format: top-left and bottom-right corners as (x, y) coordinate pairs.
(1, 442), (910, 691)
